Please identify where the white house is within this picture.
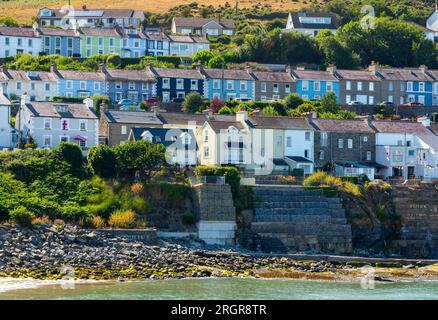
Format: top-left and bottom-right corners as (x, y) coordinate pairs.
(426, 5), (438, 42)
(0, 87), (13, 150)
(284, 12), (339, 37)
(1, 67), (57, 102)
(171, 17), (236, 36)
(0, 26), (42, 57)
(373, 120), (438, 180)
(16, 96), (99, 154)
(168, 35), (210, 57)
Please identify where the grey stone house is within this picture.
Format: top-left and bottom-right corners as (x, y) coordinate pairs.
(251, 70), (296, 101)
(336, 67), (384, 105)
(310, 117), (379, 179)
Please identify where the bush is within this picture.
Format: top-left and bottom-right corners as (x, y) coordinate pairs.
(10, 206), (35, 228)
(339, 176), (359, 184)
(91, 216), (106, 229)
(284, 93), (303, 109)
(87, 145), (117, 178)
(61, 203), (90, 222)
(194, 165), (240, 195)
(108, 210), (137, 229)
(32, 216), (51, 227)
(182, 92), (205, 113)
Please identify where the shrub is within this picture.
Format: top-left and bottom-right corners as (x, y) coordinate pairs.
(10, 206), (35, 228)
(32, 216), (51, 227)
(108, 210), (136, 229)
(218, 106), (233, 115)
(60, 203), (90, 222)
(87, 145), (117, 179)
(182, 92), (205, 113)
(130, 182), (144, 195)
(284, 93), (303, 109)
(194, 165), (240, 195)
(53, 219), (65, 231)
(91, 216), (106, 229)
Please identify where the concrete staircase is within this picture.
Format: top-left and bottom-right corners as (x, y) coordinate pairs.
(251, 187), (352, 254)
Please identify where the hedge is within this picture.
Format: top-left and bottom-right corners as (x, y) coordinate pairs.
(194, 165), (240, 194)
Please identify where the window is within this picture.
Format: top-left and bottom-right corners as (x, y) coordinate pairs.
(226, 80), (234, 90)
(5, 37), (9, 45)
(346, 81), (351, 91)
(357, 82), (363, 91)
(60, 136), (69, 143)
(28, 39), (33, 47)
(314, 81), (320, 91)
(285, 84), (291, 93)
(240, 81), (247, 91)
(400, 82), (405, 92)
(16, 82), (22, 90)
(80, 120), (86, 131)
(94, 82), (100, 91)
(44, 119), (51, 130)
(305, 132), (311, 141)
(43, 135), (52, 148)
(321, 132), (328, 147)
(31, 82), (35, 91)
(203, 130), (208, 142)
(66, 81), (73, 90)
(80, 81), (86, 90)
(286, 136), (292, 148)
(273, 83), (279, 93)
(67, 38), (73, 48)
(79, 140), (86, 148)
(407, 82), (413, 92)
(142, 82), (149, 91)
(162, 78), (170, 89)
(392, 150), (403, 162)
(408, 150), (415, 157)
(369, 82), (374, 91)
(388, 81), (393, 91)
(368, 96), (374, 104)
(319, 150), (325, 160)
(302, 80), (309, 91)
(129, 82), (135, 90)
(98, 37), (104, 46)
(17, 38), (22, 46)
(348, 139), (353, 149)
(45, 83), (50, 91)
(260, 82), (267, 92)
(388, 95), (393, 103)
(213, 79), (220, 90)
(115, 81), (122, 89)
(363, 136), (368, 142)
(191, 80), (198, 90)
(121, 126), (127, 135)
(346, 95), (351, 103)
(338, 138), (344, 149)
(176, 79), (184, 90)
(86, 37), (91, 46)
(397, 140), (403, 146)
(366, 151), (371, 161)
(326, 82), (333, 91)
(419, 82), (425, 92)
(203, 146), (209, 158)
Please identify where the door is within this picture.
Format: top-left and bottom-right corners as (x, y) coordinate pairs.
(162, 91), (170, 102)
(408, 166), (415, 179)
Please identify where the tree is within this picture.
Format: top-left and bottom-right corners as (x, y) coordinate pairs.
(0, 16), (19, 27)
(87, 145), (117, 178)
(284, 93), (304, 110)
(208, 56), (226, 68)
(262, 105), (279, 117)
(56, 142), (84, 177)
(316, 30), (361, 69)
(182, 92), (205, 113)
(192, 50), (214, 65)
(320, 91), (340, 114)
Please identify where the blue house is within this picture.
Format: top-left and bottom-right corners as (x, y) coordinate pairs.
(39, 28), (81, 57)
(52, 63), (106, 98)
(104, 68), (156, 103)
(121, 29), (147, 58)
(202, 67), (255, 101)
(144, 32), (171, 56)
(148, 65), (204, 102)
(291, 69), (340, 101)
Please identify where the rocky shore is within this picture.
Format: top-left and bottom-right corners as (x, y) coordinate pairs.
(1, 224), (438, 282)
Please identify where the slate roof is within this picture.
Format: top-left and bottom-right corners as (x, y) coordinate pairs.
(105, 69), (156, 82)
(3, 70), (57, 82)
(56, 70), (106, 81)
(203, 68), (253, 80)
(130, 127), (196, 148)
(151, 67), (204, 79)
(40, 8), (143, 19)
(167, 34), (209, 43)
(207, 120), (245, 132)
(0, 27), (39, 38)
(379, 68), (434, 82)
(144, 32), (170, 41)
(173, 17), (235, 30)
(158, 112), (208, 126)
(371, 120), (433, 135)
(252, 71), (295, 82)
(336, 69), (382, 81)
(292, 70), (337, 81)
(25, 102), (97, 119)
(285, 156), (313, 163)
(289, 12), (338, 30)
(79, 27), (122, 37)
(312, 118), (375, 133)
(104, 110), (162, 125)
(249, 116), (313, 130)
(38, 28), (80, 37)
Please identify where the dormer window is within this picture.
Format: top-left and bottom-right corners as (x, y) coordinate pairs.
(56, 105), (69, 113)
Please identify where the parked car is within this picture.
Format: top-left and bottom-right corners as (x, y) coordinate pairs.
(117, 99), (136, 106)
(143, 97), (159, 105)
(401, 102), (424, 107)
(378, 101), (395, 107)
(347, 101), (365, 106)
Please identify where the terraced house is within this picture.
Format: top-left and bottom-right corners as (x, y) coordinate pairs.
(167, 35), (210, 57)
(201, 67), (255, 101)
(252, 69), (296, 101)
(52, 64), (106, 98)
(104, 68), (156, 103)
(0, 67), (57, 102)
(171, 17), (236, 36)
(148, 66), (205, 102)
(144, 32), (171, 56)
(121, 29), (147, 58)
(39, 27), (81, 57)
(0, 27), (41, 57)
(291, 67), (340, 101)
(429, 69), (438, 105)
(337, 67), (383, 105)
(80, 27), (123, 57)
(379, 66), (435, 105)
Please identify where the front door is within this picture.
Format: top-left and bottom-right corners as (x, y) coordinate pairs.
(162, 91), (170, 102)
(408, 166), (415, 179)
(393, 167), (403, 177)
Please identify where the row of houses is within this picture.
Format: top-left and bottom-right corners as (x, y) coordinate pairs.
(0, 26), (210, 58)
(2, 63), (438, 105)
(3, 90), (438, 181)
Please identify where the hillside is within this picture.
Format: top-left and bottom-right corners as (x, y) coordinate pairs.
(0, 0), (305, 24)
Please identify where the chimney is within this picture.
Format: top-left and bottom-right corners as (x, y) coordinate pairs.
(151, 105), (160, 113)
(419, 65), (428, 74)
(326, 64), (336, 75)
(307, 110), (317, 119)
(195, 61), (204, 72)
(236, 110), (248, 123)
(50, 62), (57, 74)
(368, 61), (380, 75)
(98, 63), (106, 73)
(245, 63), (253, 76)
(83, 97), (93, 109)
(286, 65), (292, 74)
(202, 108), (213, 118)
(21, 93), (30, 106)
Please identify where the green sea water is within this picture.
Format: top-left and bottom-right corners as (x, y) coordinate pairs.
(1, 278), (438, 300)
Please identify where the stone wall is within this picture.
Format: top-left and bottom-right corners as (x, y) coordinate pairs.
(95, 228), (157, 244)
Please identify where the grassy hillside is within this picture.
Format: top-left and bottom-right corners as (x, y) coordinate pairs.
(0, 0), (305, 24)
